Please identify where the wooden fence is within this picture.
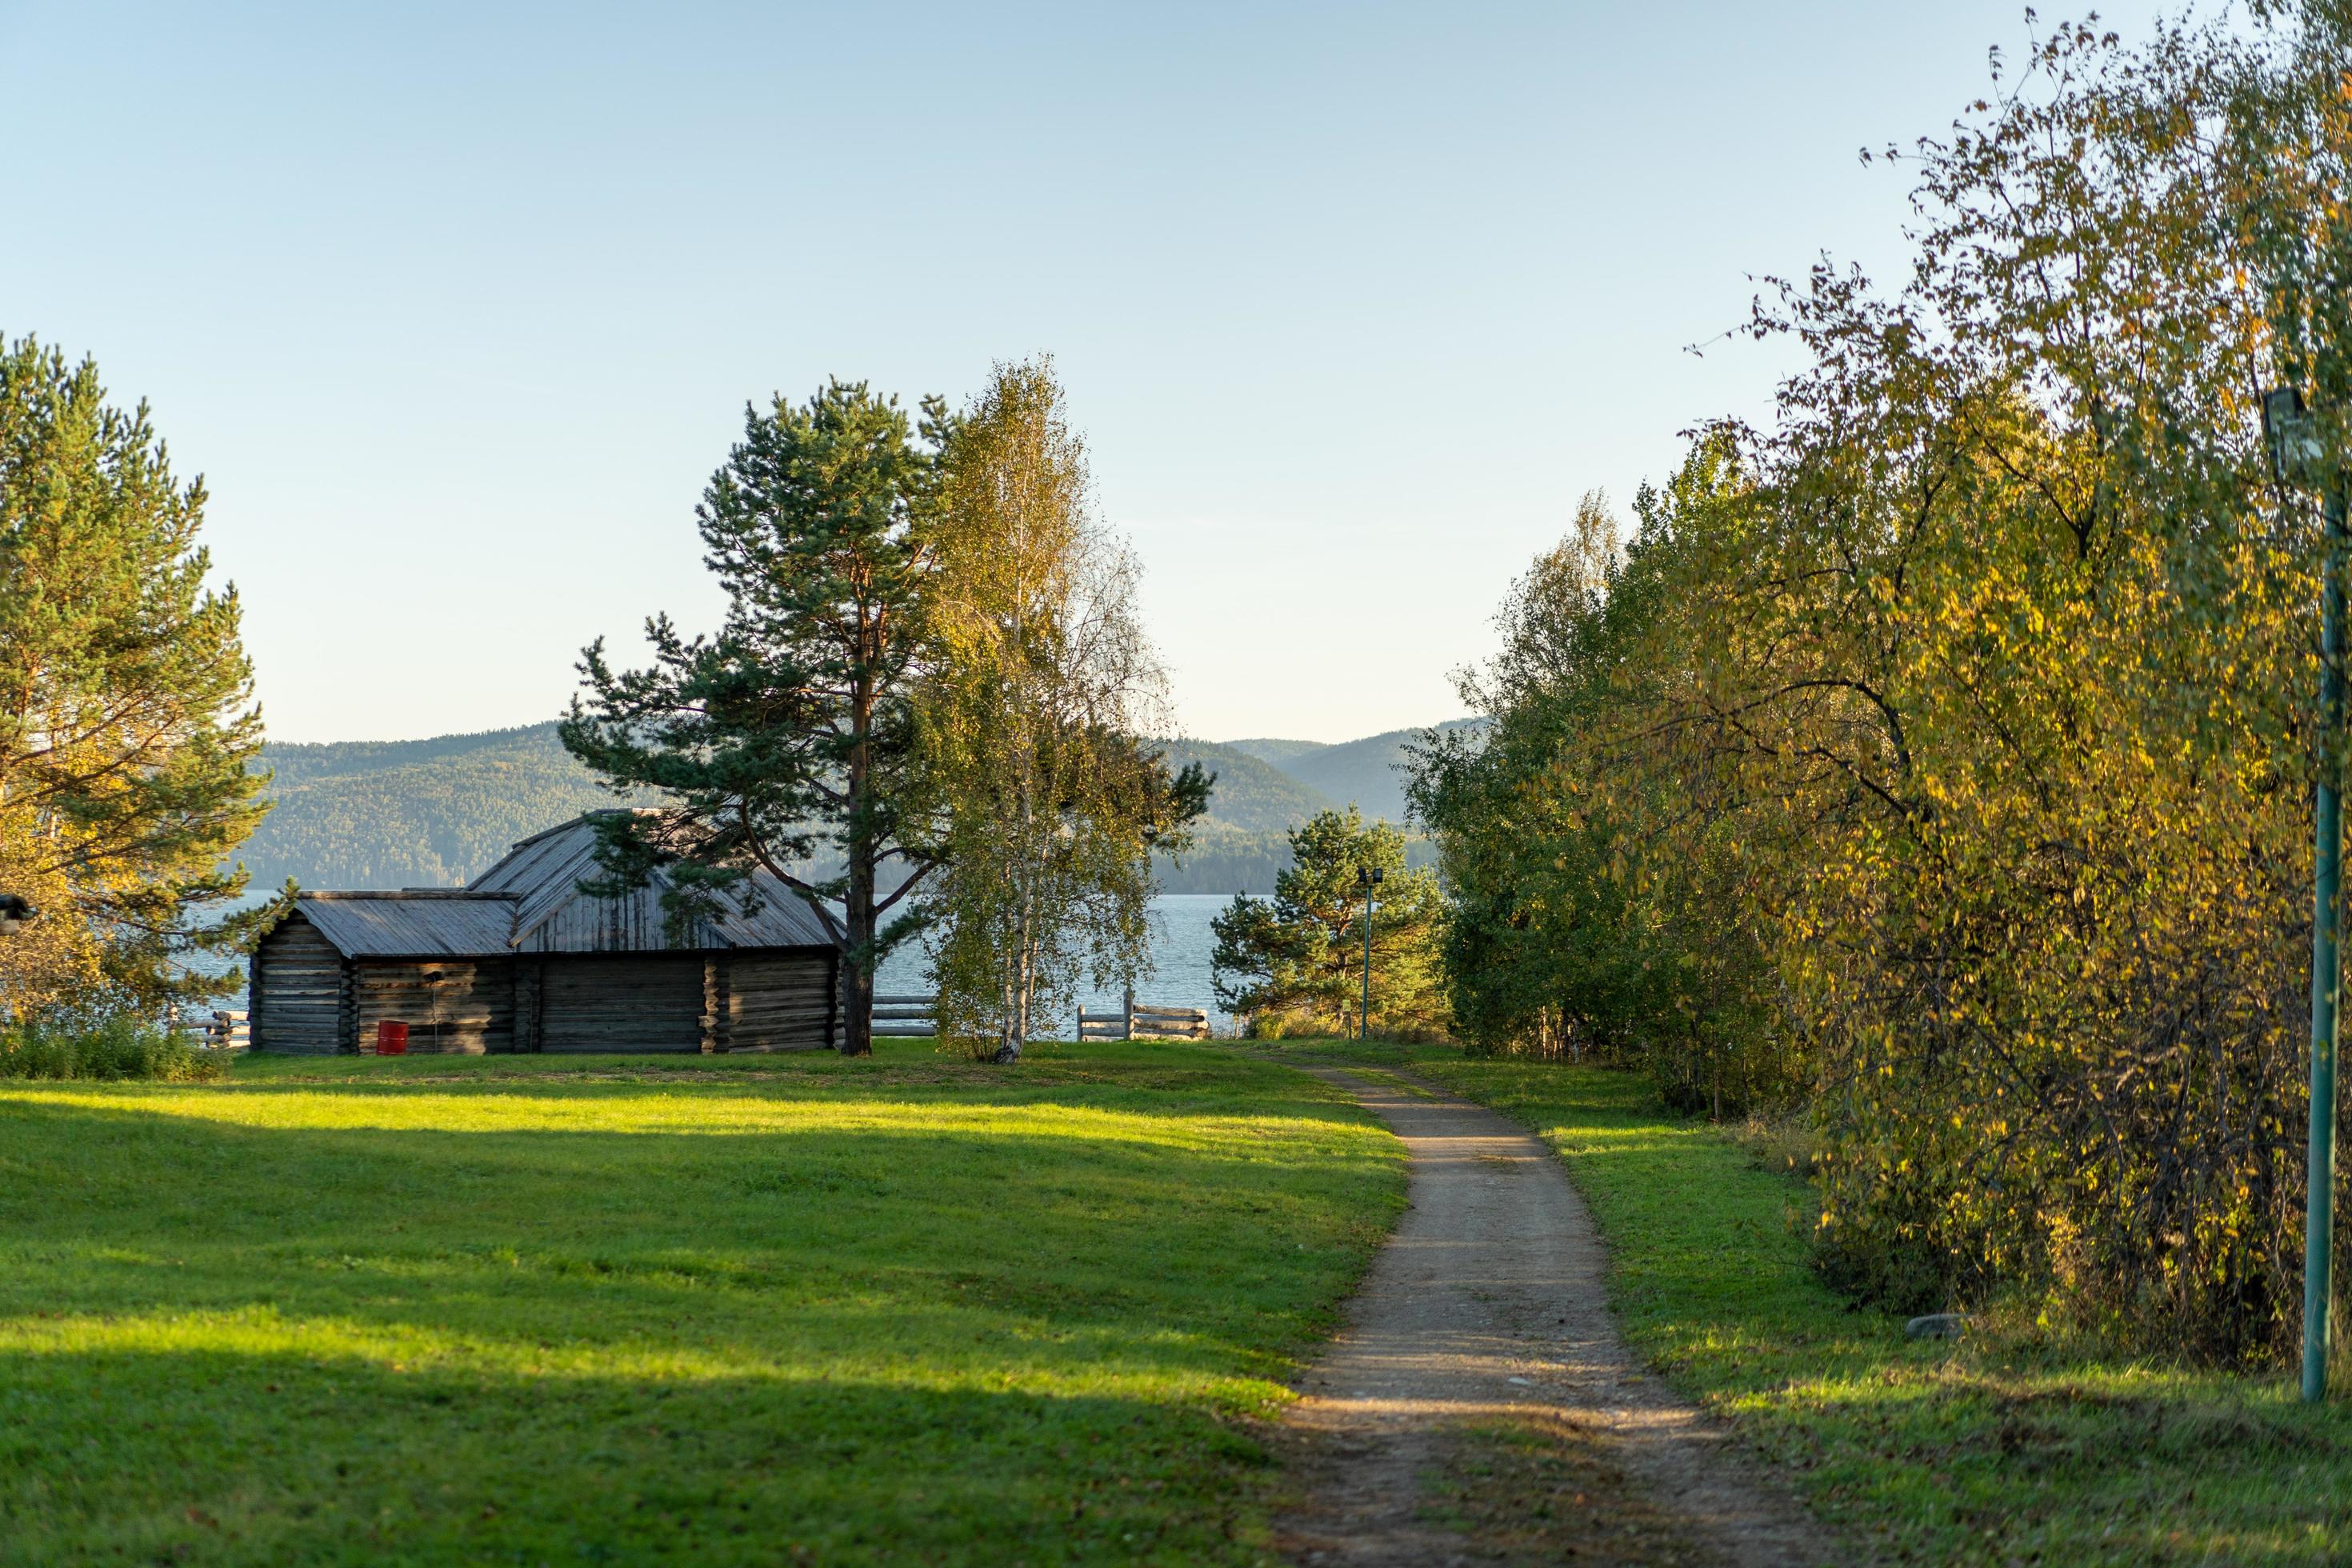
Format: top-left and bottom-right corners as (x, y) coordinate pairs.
(181, 1009), (249, 1050)
(871, 993), (938, 1038)
(1078, 987), (1210, 1042)
(878, 990), (1210, 1043)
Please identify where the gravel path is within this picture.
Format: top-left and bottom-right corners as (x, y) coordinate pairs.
(1275, 1068), (1842, 1567)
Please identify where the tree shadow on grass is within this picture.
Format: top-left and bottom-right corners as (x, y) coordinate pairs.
(0, 1342), (1275, 1566)
(0, 1092), (1397, 1566)
(0, 1095), (1386, 1334)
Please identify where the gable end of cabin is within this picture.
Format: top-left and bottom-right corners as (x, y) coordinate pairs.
(249, 910), (350, 1054)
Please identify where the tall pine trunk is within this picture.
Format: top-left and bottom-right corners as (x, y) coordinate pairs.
(842, 862), (874, 1056)
(840, 677), (877, 1056)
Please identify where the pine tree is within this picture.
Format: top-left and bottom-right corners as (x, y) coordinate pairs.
(1210, 807), (1444, 1038)
(562, 379), (942, 1055)
(0, 335), (270, 1017)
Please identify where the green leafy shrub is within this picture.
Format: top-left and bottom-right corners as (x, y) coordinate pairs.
(1406, 482), (1799, 1116)
(1210, 807), (1449, 1041)
(1406, 14), (2352, 1361)
(0, 1015), (226, 1082)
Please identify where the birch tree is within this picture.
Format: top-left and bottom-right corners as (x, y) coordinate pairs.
(918, 360), (1207, 1062)
(1408, 5), (2352, 1355)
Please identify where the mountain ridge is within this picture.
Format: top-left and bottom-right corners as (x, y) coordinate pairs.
(239, 718), (1472, 895)
(1274, 718), (1486, 824)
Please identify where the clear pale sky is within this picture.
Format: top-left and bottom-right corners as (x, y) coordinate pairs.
(0, 2), (2171, 745)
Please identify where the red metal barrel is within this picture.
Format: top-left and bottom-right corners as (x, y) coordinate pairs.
(375, 1021), (409, 1056)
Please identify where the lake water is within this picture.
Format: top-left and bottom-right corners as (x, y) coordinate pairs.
(875, 892), (1239, 1034)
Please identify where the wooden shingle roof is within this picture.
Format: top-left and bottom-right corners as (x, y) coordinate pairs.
(470, 813), (834, 953)
(286, 811), (834, 958)
(296, 890), (521, 958)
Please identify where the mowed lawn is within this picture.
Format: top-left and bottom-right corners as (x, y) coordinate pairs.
(1278, 1041), (2352, 1566)
(0, 1043), (1405, 1566)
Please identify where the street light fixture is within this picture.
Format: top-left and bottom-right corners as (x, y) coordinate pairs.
(1354, 866), (1385, 1042)
(2266, 384), (2348, 1404)
(2270, 386), (2330, 486)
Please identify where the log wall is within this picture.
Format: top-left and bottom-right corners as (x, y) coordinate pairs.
(701, 958), (724, 1053)
(351, 959), (514, 1054)
(250, 917), (346, 1054)
(514, 958), (543, 1053)
(253, 922), (835, 1057)
(719, 950), (837, 1052)
(540, 955), (704, 1053)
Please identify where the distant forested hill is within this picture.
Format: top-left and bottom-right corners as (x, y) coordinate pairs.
(1157, 828), (1295, 895)
(237, 719), (1462, 898)
(1147, 739), (1336, 834)
(1222, 738), (1330, 769)
(1278, 719), (1487, 823)
(1155, 825), (1438, 895)
(240, 723), (638, 890)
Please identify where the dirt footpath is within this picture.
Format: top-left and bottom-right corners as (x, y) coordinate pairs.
(1274, 1068), (1841, 1568)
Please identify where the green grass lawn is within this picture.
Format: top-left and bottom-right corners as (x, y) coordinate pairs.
(0, 1042), (1405, 1566)
(1269, 1040), (2352, 1565)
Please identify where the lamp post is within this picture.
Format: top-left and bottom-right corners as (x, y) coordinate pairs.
(0, 896), (34, 1026)
(1354, 866), (1384, 1042)
(2267, 385), (2346, 1403)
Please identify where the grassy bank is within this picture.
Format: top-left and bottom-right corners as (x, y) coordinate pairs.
(0, 1042), (1404, 1566)
(1273, 1041), (2352, 1566)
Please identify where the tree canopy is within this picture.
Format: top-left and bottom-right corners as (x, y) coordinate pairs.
(0, 335), (270, 1017)
(1211, 806), (1444, 1039)
(562, 378), (944, 1054)
(1410, 6), (2352, 1358)
(916, 359), (1209, 1061)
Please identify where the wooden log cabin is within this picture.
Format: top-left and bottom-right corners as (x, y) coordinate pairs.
(248, 813), (839, 1054)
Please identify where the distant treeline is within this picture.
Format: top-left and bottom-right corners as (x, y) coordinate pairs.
(239, 721), (1447, 897)
(1155, 827), (1437, 896)
(237, 725), (643, 890)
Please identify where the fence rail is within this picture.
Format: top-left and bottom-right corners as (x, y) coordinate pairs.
(1078, 988), (1210, 1042)
(182, 1008), (249, 1050)
(870, 993), (937, 1038)
(875, 990), (1212, 1043)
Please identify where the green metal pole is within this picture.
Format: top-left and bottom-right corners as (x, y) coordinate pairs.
(1362, 890), (1374, 1043)
(2306, 487), (2347, 1405)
